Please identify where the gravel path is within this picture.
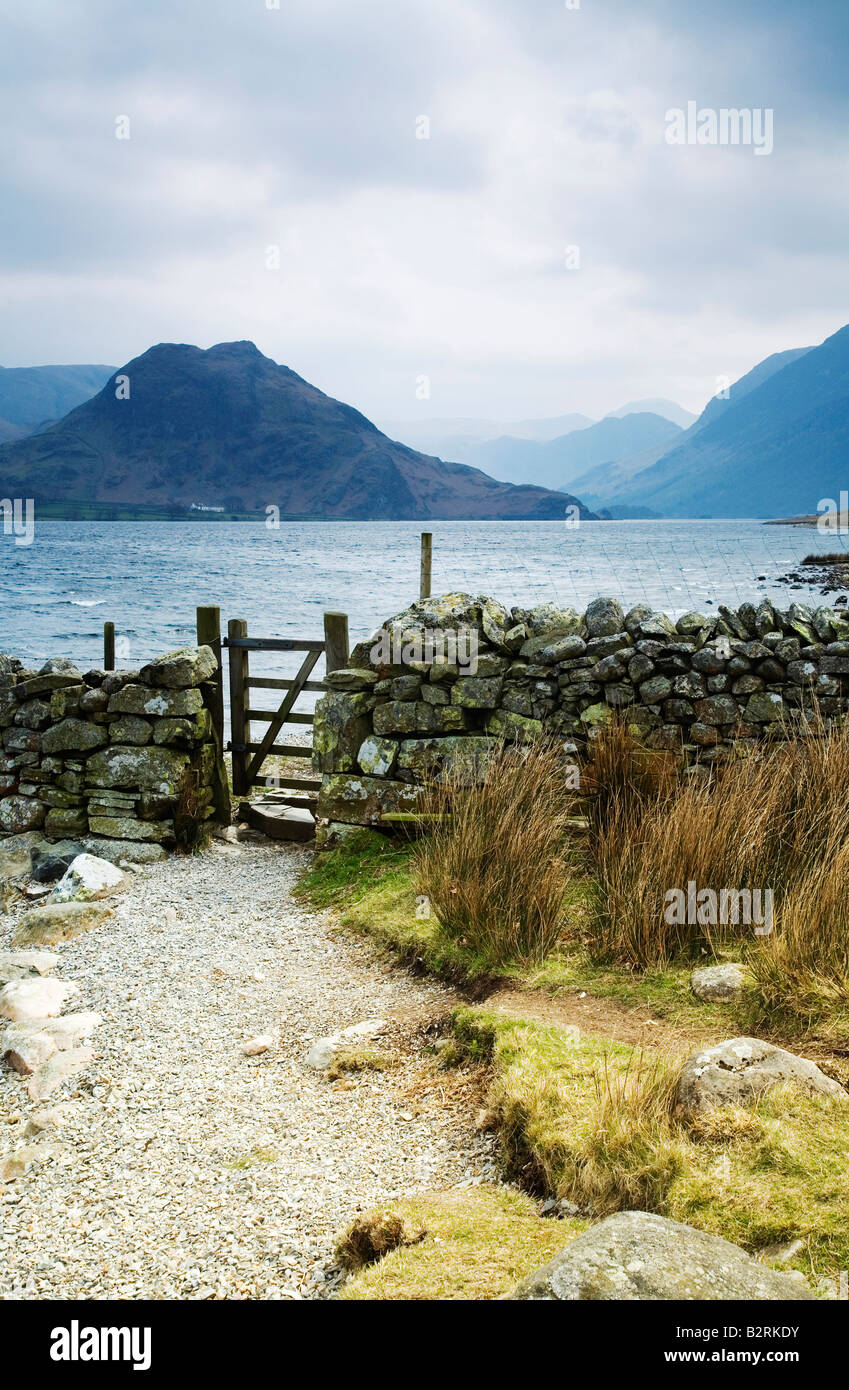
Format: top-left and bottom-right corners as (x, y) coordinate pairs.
(0, 839), (495, 1300)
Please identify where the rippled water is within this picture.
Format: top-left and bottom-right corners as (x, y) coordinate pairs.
(1, 520), (845, 682)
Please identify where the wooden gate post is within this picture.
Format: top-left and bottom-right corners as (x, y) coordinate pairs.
(197, 605), (231, 822)
(196, 606), (224, 750)
(420, 531), (432, 600)
(103, 622), (115, 671)
(323, 612), (349, 674)
(227, 618), (250, 797)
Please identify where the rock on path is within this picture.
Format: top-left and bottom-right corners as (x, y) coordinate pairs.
(0, 841), (494, 1300)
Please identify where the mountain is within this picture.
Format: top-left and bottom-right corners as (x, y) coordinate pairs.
(378, 413), (593, 467)
(463, 412), (682, 490)
(687, 347), (812, 433)
(610, 327), (847, 517)
(604, 398), (697, 429)
(0, 341), (595, 521)
(0, 362), (115, 431)
(0, 417), (30, 445)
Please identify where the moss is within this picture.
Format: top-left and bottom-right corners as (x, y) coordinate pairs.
(326, 1046), (393, 1079)
(337, 1187), (583, 1300)
(224, 1146), (277, 1170)
(447, 1009), (845, 1287)
(666, 1086), (849, 1279)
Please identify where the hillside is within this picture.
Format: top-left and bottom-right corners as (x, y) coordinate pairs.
(604, 398), (697, 429)
(378, 413), (593, 467)
(0, 341), (594, 521)
(465, 412), (682, 490)
(0, 362), (115, 430)
(611, 326), (848, 517)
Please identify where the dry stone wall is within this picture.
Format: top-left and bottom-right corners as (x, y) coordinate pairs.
(313, 591), (849, 827)
(0, 646), (227, 844)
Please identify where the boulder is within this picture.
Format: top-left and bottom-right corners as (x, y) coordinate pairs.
(81, 836), (166, 865)
(0, 1144), (45, 1183)
(26, 1046), (95, 1102)
(40, 719), (107, 754)
(0, 950), (59, 984)
(0, 831), (44, 881)
(0, 796), (46, 833)
(396, 735), (498, 783)
(39, 657), (81, 677)
(516, 604), (583, 640)
(84, 743), (188, 791)
(12, 900), (114, 946)
(508, 1211), (814, 1300)
(31, 839), (86, 883)
(4, 1029), (57, 1075)
(108, 715), (153, 745)
(139, 645), (217, 689)
(106, 684), (203, 718)
(4, 1012), (102, 1060)
(305, 1018), (385, 1068)
(316, 774), (423, 826)
(312, 692), (375, 774)
(484, 709), (543, 742)
(691, 963), (746, 1002)
(87, 815), (173, 842)
(0, 976), (80, 1022)
(44, 808), (88, 838)
(50, 853), (125, 903)
(450, 676), (503, 709)
(585, 597), (625, 638)
(479, 596), (513, 651)
(675, 1037), (847, 1116)
(322, 669), (380, 692)
(744, 692), (785, 723)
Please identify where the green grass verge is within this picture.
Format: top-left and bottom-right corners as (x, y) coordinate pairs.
(449, 1007), (848, 1288)
(295, 830), (740, 1031)
(337, 1186), (583, 1301)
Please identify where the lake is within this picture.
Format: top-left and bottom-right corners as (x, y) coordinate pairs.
(1, 519), (845, 689)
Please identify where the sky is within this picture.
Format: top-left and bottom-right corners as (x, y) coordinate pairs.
(1, 0), (848, 422)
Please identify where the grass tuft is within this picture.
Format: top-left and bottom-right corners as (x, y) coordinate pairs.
(413, 741), (578, 968)
(336, 1187), (582, 1299)
(335, 1210), (425, 1271)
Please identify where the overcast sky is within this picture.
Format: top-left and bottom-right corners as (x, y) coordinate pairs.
(1, 0), (847, 420)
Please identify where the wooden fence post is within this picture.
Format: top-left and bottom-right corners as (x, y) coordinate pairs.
(228, 618), (250, 797)
(103, 622), (115, 671)
(197, 605), (231, 823)
(323, 611), (349, 674)
(196, 606), (224, 749)
(420, 531), (432, 600)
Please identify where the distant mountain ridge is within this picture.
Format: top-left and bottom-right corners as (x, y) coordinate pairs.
(0, 341), (594, 521)
(380, 400), (694, 477)
(463, 412), (683, 491)
(0, 362), (115, 431)
(604, 399), (697, 430)
(608, 328), (846, 517)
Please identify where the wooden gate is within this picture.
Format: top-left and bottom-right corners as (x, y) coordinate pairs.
(224, 611), (348, 834)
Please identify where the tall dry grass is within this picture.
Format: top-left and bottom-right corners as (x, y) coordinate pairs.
(746, 842), (849, 1035)
(413, 741), (578, 967)
(580, 717), (680, 837)
(587, 711), (849, 978)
